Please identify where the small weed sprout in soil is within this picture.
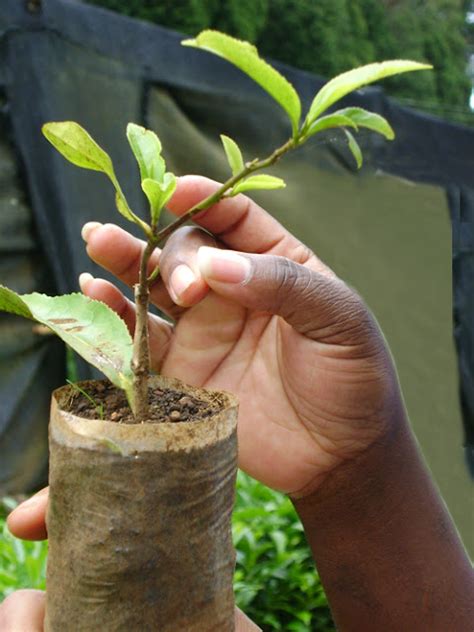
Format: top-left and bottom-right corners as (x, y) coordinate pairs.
(0, 31), (431, 421)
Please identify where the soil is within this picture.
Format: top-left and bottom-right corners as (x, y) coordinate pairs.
(64, 380), (221, 424)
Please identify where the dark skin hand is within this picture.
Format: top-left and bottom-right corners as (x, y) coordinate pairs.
(3, 176), (474, 631)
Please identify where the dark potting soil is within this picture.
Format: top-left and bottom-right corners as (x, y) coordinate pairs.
(64, 381), (221, 424)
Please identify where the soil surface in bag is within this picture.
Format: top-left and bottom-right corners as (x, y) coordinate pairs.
(64, 380), (221, 424)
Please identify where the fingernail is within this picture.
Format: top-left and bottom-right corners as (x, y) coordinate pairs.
(169, 264), (196, 302)
(79, 272), (94, 291)
(198, 247), (251, 284)
(81, 221), (102, 242)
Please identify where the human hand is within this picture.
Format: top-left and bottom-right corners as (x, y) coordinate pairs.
(0, 489), (48, 632)
(79, 175), (403, 496)
(2, 490), (261, 631)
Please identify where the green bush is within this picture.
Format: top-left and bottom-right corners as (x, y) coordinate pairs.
(213, 0), (269, 43)
(86, 0), (220, 35)
(0, 511), (47, 599)
(233, 473), (333, 631)
(86, 0), (471, 125)
(1, 475), (332, 629)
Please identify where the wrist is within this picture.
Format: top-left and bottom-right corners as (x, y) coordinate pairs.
(292, 396), (410, 507)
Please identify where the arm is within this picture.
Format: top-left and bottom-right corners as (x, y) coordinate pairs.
(293, 411), (474, 631)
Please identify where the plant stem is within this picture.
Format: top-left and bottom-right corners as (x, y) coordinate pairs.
(132, 239), (156, 421)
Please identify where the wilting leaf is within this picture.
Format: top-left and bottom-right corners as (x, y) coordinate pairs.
(232, 174), (286, 195)
(183, 31), (301, 136)
(305, 60), (432, 125)
(344, 130), (363, 169)
(221, 135), (245, 176)
(334, 107), (394, 140)
(42, 122), (149, 233)
(126, 123), (166, 182)
(304, 113), (357, 139)
(0, 286), (134, 403)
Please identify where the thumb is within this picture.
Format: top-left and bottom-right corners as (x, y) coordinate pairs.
(0, 590), (45, 632)
(197, 246), (374, 346)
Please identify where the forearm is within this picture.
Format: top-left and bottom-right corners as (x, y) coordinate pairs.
(293, 408), (474, 631)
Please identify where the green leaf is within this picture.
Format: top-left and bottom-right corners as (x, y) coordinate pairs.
(305, 60), (432, 125)
(114, 191), (135, 224)
(42, 122), (150, 234)
(344, 130), (363, 169)
(220, 135), (245, 176)
(158, 173), (178, 211)
(183, 30), (301, 136)
(335, 107), (394, 140)
(0, 286), (134, 403)
(303, 113), (358, 140)
(231, 174), (286, 195)
(141, 173), (177, 225)
(0, 286), (34, 320)
(42, 121), (114, 176)
(126, 123), (165, 182)
(141, 179), (163, 225)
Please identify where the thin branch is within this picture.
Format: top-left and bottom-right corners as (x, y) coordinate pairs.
(147, 137), (295, 285)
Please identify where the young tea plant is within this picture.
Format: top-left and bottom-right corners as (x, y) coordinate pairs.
(0, 30), (431, 421)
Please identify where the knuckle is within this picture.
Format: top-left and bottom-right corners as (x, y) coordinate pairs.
(271, 256), (309, 313)
(317, 280), (380, 346)
(289, 242), (315, 265)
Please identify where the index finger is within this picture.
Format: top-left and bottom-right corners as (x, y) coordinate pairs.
(168, 175), (313, 263)
(7, 487), (48, 541)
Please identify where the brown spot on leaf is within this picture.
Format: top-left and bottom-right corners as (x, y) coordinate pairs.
(65, 326), (85, 333)
(50, 318), (78, 325)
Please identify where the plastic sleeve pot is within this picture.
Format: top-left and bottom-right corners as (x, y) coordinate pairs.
(45, 376), (238, 632)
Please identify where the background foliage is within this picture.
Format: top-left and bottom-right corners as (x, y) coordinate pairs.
(85, 0), (472, 125)
(1, 473), (334, 630)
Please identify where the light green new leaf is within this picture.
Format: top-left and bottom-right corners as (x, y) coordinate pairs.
(305, 60), (432, 125)
(42, 122), (149, 233)
(344, 130), (363, 169)
(126, 123), (165, 183)
(141, 173), (177, 225)
(0, 286), (134, 403)
(304, 113), (358, 140)
(232, 174), (286, 196)
(183, 31), (301, 136)
(141, 179), (162, 224)
(335, 107), (394, 140)
(158, 173), (178, 208)
(221, 135), (245, 176)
